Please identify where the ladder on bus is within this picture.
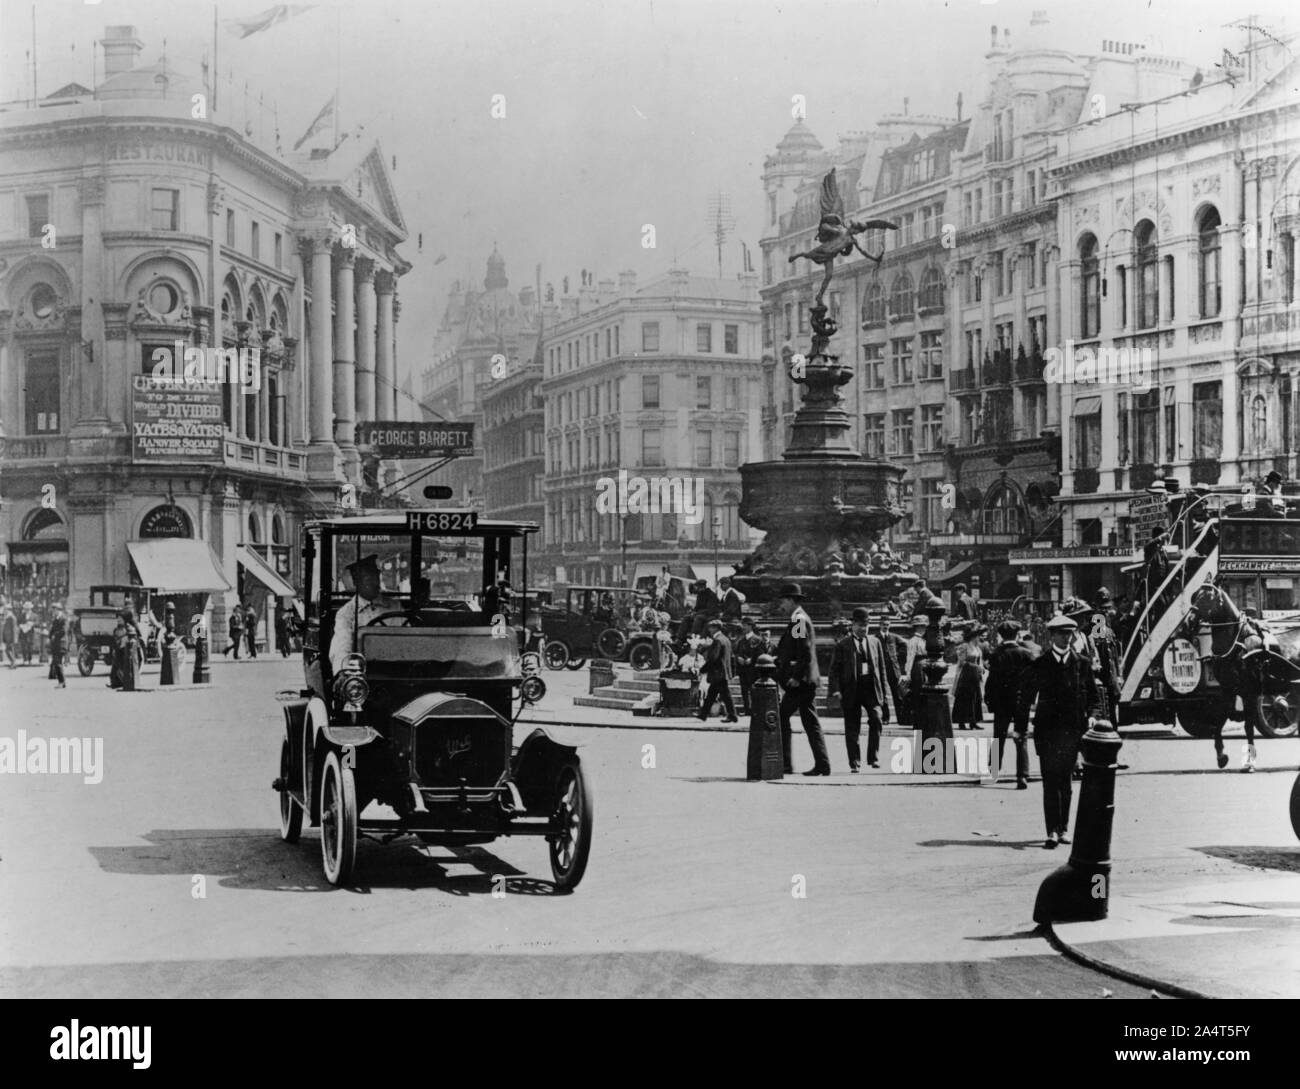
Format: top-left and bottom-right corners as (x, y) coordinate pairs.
(1118, 514), (1219, 704)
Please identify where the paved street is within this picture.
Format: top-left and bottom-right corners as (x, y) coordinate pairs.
(0, 658), (1296, 998)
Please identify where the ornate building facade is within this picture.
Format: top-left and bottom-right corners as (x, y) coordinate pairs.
(0, 26), (410, 635)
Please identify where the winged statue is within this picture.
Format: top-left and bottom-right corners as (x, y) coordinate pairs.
(788, 169), (897, 305)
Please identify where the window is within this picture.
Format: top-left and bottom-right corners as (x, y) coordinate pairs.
(1022, 386), (1045, 435)
(641, 322), (660, 352)
(891, 409), (914, 455)
(889, 273), (914, 319)
(762, 314), (774, 348)
(1133, 390), (1159, 464)
(225, 208), (235, 246)
(920, 404), (944, 450)
(1075, 407), (1102, 468)
(863, 414), (886, 457)
(965, 328), (983, 368)
(963, 191), (973, 227)
(919, 331), (943, 379)
(768, 193), (778, 225)
(1162, 255), (1175, 322)
(862, 343), (885, 389)
(630, 374), (657, 412)
(890, 337), (913, 385)
(1198, 207), (1222, 318)
(986, 389), (1013, 437)
(991, 251), (1006, 297)
(1117, 393), (1130, 463)
(1117, 265), (1129, 328)
(151, 188), (179, 231)
(695, 323), (712, 353)
(1136, 220), (1158, 329)
(1250, 394), (1269, 454)
(725, 377), (740, 411)
(25, 194), (49, 238)
(783, 303), (793, 340)
(718, 322), (736, 356)
(1024, 241), (1037, 289)
(959, 397), (979, 445)
(921, 479), (945, 532)
(862, 283), (886, 326)
(696, 430), (712, 467)
(918, 266), (944, 313)
(24, 350), (59, 434)
(973, 187), (983, 222)
(274, 232), (283, 269)
(696, 376), (711, 409)
(1164, 387), (1178, 464)
(983, 483), (1025, 536)
(1079, 233), (1100, 338)
(1029, 314), (1047, 353)
(1190, 382), (1222, 457)
(723, 430), (740, 467)
(798, 303), (807, 334)
(251, 221), (260, 261)
(615, 326), (620, 355)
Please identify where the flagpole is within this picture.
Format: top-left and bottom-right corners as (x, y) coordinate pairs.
(334, 4), (341, 149)
(212, 5), (218, 112)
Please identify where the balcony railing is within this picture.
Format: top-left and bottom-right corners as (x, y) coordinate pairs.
(224, 438), (307, 476)
(3, 435), (69, 460)
(1014, 350), (1045, 382)
(981, 350), (1013, 386)
(950, 368), (977, 391)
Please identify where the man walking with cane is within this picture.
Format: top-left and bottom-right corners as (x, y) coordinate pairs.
(828, 607), (899, 771)
(697, 619), (738, 723)
(774, 583), (828, 775)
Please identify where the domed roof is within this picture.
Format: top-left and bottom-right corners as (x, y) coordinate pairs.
(776, 120), (823, 154)
(484, 245), (508, 290)
(96, 60), (203, 102)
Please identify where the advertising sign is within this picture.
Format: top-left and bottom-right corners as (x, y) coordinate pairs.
(131, 376), (224, 461)
(356, 421), (475, 458)
(1128, 491), (1168, 542)
(1162, 637), (1202, 694)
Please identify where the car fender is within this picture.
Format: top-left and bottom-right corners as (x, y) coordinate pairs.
(511, 726), (584, 817)
(304, 696), (381, 820)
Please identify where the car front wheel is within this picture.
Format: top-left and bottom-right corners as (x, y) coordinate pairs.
(544, 640), (570, 670)
(320, 749), (357, 885)
(628, 641), (658, 672)
(596, 628), (627, 660)
(548, 762), (593, 893)
(77, 647), (96, 676)
(278, 738), (302, 844)
(1254, 692), (1300, 738)
(1291, 771), (1300, 842)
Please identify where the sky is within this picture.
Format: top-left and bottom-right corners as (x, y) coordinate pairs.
(1, 0), (1295, 393)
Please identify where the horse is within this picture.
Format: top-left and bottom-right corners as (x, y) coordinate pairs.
(1184, 583), (1299, 770)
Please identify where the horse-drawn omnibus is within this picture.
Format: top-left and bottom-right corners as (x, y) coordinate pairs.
(1116, 491), (1300, 740)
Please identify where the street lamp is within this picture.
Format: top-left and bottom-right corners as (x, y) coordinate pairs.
(620, 513), (629, 587)
(712, 512), (722, 585)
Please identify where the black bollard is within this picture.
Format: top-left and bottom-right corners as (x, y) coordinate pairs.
(746, 653), (784, 780)
(191, 614), (211, 684)
(1033, 719), (1123, 924)
(915, 603), (956, 773)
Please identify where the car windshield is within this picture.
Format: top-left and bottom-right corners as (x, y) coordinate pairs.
(321, 531), (493, 611)
(358, 627), (520, 679)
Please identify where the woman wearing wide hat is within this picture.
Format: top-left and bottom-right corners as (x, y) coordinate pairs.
(950, 624), (985, 730)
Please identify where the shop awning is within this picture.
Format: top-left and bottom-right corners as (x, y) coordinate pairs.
(236, 545), (297, 598)
(127, 539), (231, 593)
(930, 559), (976, 585)
(1073, 395), (1102, 416)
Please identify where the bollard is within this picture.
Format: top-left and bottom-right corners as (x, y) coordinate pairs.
(159, 638), (175, 685)
(1033, 719), (1123, 924)
(191, 613), (211, 684)
(746, 653), (784, 780)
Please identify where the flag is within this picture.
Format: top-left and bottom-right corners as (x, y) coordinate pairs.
(224, 4), (315, 40)
(292, 94), (335, 151)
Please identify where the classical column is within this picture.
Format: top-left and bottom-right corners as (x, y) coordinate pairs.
(333, 245), (359, 480)
(391, 289), (402, 421)
(1222, 361), (1240, 486)
(283, 336), (300, 445)
(302, 234), (334, 447)
(234, 321), (251, 439)
(74, 174), (109, 430)
(375, 270), (396, 421)
(1048, 249), (1067, 430)
(354, 258), (377, 422)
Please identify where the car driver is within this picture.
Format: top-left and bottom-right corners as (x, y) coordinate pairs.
(329, 554), (396, 673)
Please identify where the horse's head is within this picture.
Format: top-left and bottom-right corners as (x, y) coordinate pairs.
(1187, 583), (1245, 656)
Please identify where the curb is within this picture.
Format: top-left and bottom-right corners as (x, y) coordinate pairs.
(1038, 921), (1215, 1000)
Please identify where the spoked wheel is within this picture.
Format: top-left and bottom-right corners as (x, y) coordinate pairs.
(596, 628), (627, 660)
(565, 656), (587, 671)
(628, 641), (658, 672)
(77, 647), (96, 676)
(319, 749), (357, 885)
(1254, 692), (1300, 738)
(278, 738), (302, 844)
(1290, 772), (1300, 842)
(544, 640), (570, 670)
(548, 762), (593, 893)
(521, 650), (542, 676)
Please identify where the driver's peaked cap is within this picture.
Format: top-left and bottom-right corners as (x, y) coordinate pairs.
(344, 554), (380, 580)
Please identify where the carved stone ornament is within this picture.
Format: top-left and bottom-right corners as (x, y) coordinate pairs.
(13, 294), (66, 333)
(132, 285), (193, 328)
(207, 182), (226, 214)
(1191, 174), (1221, 199)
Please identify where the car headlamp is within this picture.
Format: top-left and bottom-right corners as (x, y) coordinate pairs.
(333, 654), (368, 708)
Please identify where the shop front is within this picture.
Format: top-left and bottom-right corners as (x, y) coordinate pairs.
(1008, 544), (1141, 606)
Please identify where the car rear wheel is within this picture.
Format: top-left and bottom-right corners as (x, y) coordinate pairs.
(565, 655), (587, 671)
(548, 762), (593, 893)
(320, 750), (357, 885)
(1254, 692), (1300, 738)
(1291, 772), (1300, 842)
(278, 738), (302, 844)
(628, 641), (658, 672)
(544, 640), (570, 670)
(596, 628), (627, 660)
(77, 647), (96, 676)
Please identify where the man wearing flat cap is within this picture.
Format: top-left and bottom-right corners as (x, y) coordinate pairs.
(828, 607), (900, 771)
(774, 583), (828, 775)
(330, 554), (396, 674)
(1016, 613), (1103, 849)
(986, 620), (1034, 787)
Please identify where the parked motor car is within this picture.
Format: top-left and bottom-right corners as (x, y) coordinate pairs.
(275, 510), (592, 890)
(540, 585), (661, 671)
(72, 585), (160, 676)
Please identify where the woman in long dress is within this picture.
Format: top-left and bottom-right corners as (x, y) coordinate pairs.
(951, 628), (985, 730)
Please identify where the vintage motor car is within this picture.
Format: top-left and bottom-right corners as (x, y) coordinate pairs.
(274, 511), (593, 890)
(541, 584), (662, 671)
(72, 584), (161, 676)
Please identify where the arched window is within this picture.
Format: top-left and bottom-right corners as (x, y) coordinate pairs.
(981, 482), (1026, 536)
(1079, 233), (1100, 338)
(889, 272), (914, 319)
(918, 266), (945, 312)
(248, 511), (263, 545)
(271, 513), (286, 546)
(1135, 220), (1158, 329)
(720, 491), (741, 542)
(1198, 207), (1221, 318)
(861, 282), (886, 326)
(23, 507), (66, 541)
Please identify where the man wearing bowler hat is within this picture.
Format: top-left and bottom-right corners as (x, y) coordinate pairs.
(1016, 613), (1102, 849)
(774, 583), (828, 775)
(330, 554), (396, 674)
(829, 607), (900, 771)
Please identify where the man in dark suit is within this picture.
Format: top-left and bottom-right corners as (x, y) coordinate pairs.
(829, 607), (901, 771)
(1016, 614), (1103, 849)
(986, 620), (1036, 788)
(952, 583), (976, 621)
(733, 616), (765, 715)
(697, 619), (738, 723)
(774, 583), (827, 775)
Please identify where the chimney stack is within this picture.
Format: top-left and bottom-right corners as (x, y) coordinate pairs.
(101, 26), (144, 78)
